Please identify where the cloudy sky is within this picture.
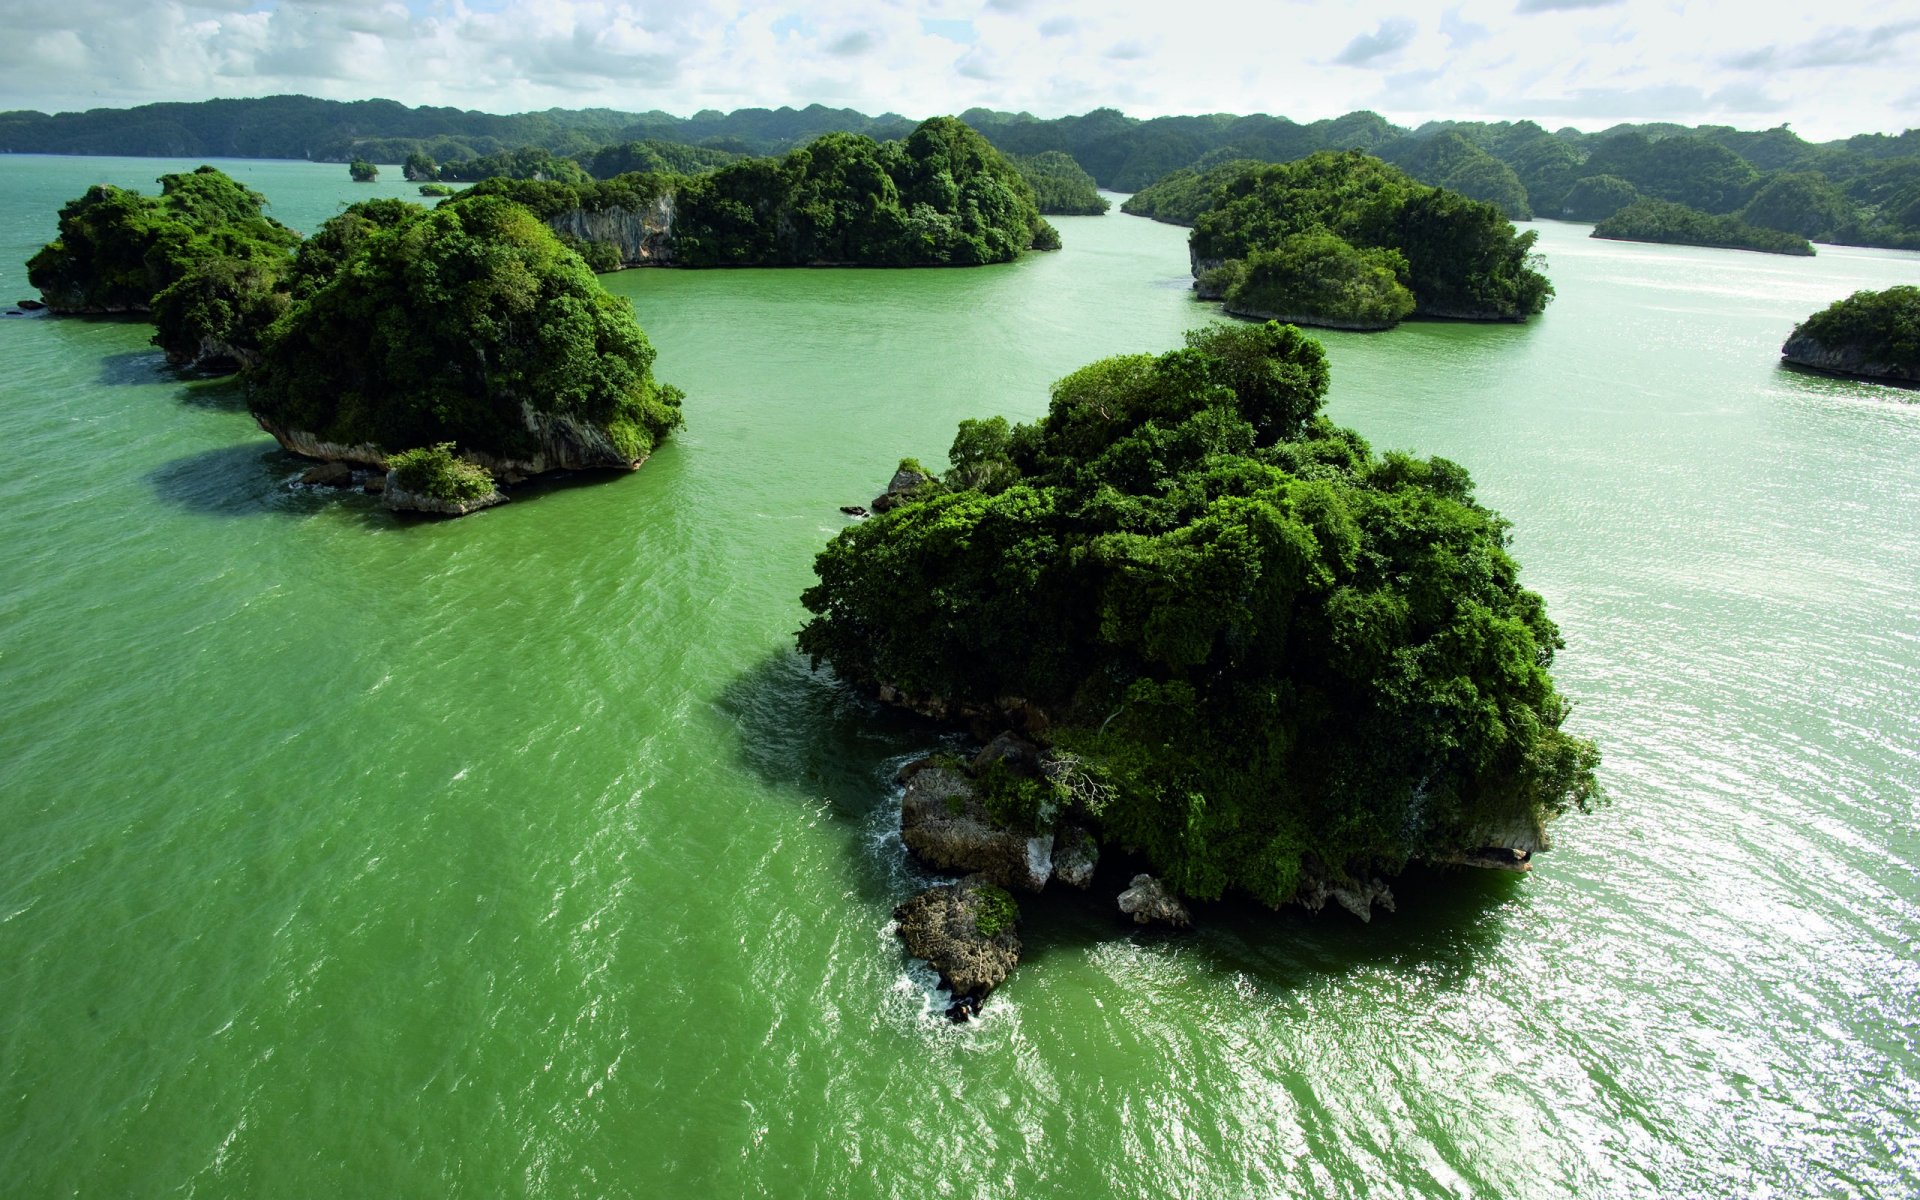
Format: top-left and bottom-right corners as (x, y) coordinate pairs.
(3, 0), (1916, 138)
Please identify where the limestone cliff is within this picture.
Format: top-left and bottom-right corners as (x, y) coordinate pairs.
(1781, 329), (1920, 383)
(252, 403), (649, 482)
(545, 191), (678, 269)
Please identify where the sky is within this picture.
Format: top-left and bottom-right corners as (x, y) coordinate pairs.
(2, 0), (1916, 139)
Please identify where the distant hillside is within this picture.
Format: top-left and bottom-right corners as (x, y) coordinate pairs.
(5, 96), (1916, 248)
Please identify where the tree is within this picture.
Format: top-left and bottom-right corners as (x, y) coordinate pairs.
(349, 158), (378, 182)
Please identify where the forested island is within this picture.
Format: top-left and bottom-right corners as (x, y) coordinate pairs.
(8, 97), (1917, 251)
(802, 322), (1599, 1015)
(26, 169), (682, 513)
(1781, 287), (1920, 382)
(1591, 198), (1814, 255)
(1183, 152), (1552, 329)
(463, 118), (1059, 269)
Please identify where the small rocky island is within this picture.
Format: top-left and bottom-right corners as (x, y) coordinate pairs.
(1781, 286), (1920, 383)
(26, 170), (683, 515)
(809, 322), (1599, 1019)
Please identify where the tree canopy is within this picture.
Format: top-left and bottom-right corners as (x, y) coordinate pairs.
(25, 165), (301, 315)
(247, 195), (683, 464)
(1190, 151), (1552, 325)
(1013, 151), (1109, 215)
(1790, 286), (1920, 371)
(800, 322), (1599, 905)
(1591, 198), (1814, 255)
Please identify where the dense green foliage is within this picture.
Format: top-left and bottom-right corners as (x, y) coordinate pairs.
(403, 151), (438, 182)
(348, 159), (378, 182)
(1216, 233), (1414, 328)
(1192, 152), (1551, 323)
(581, 140), (738, 179)
(669, 119), (1055, 266)
(472, 119), (1057, 268)
(1592, 198), (1814, 255)
(248, 195), (682, 463)
(418, 182), (455, 197)
(1379, 131), (1532, 219)
(1739, 173), (1854, 240)
(1792, 287), (1920, 370)
(14, 98), (1918, 248)
(1013, 152), (1109, 215)
(437, 146), (592, 184)
(26, 166), (300, 314)
(1560, 175), (1640, 222)
(1121, 161), (1264, 226)
(800, 323), (1599, 904)
(150, 255), (290, 367)
(388, 443), (498, 502)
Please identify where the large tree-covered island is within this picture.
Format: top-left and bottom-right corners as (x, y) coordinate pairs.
(26, 170), (684, 515)
(1780, 286), (1920, 382)
(466, 117), (1060, 269)
(801, 322), (1600, 1017)
(1184, 151), (1553, 329)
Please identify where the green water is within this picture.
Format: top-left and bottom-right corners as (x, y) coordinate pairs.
(1, 156), (1916, 1199)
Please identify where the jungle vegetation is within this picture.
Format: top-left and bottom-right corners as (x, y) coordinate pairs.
(1013, 151), (1109, 215)
(1591, 198), (1814, 255)
(467, 118), (1059, 267)
(9, 96), (1915, 249)
(25, 165), (300, 315)
(1789, 286), (1920, 371)
(799, 321), (1600, 906)
(1190, 152), (1552, 326)
(26, 168), (682, 502)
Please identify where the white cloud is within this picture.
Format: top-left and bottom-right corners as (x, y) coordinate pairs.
(0, 0), (1911, 141)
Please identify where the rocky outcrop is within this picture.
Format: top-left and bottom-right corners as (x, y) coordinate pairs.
(382, 474), (508, 516)
(1431, 810), (1552, 874)
(1221, 301), (1396, 331)
(1051, 825), (1099, 889)
(1296, 876), (1396, 922)
(253, 403), (648, 483)
(900, 767), (1054, 892)
(1118, 874), (1191, 928)
(1781, 329), (1920, 383)
(894, 874), (1021, 1020)
(1409, 303), (1529, 323)
(164, 336), (260, 372)
(546, 193), (678, 268)
(869, 464), (934, 514)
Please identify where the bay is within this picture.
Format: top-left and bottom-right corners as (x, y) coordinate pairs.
(0, 155), (1915, 1198)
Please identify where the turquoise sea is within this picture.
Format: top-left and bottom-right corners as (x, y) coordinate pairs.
(1, 156), (1916, 1197)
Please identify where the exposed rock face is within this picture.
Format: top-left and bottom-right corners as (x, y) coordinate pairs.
(1296, 876), (1396, 922)
(1221, 300), (1396, 331)
(894, 874), (1021, 1019)
(382, 474), (508, 516)
(164, 336), (260, 372)
(870, 464), (934, 514)
(1781, 329), (1920, 383)
(899, 767), (1053, 892)
(1409, 303), (1528, 323)
(1118, 874), (1191, 928)
(545, 193), (678, 268)
(1432, 810), (1551, 874)
(1051, 825), (1099, 889)
(253, 403), (646, 482)
(298, 462), (355, 487)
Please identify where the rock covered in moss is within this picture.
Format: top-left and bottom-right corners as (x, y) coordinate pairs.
(894, 874), (1022, 1020)
(899, 766), (1054, 892)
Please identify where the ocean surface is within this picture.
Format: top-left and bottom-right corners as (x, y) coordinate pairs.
(1, 155), (1915, 1198)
